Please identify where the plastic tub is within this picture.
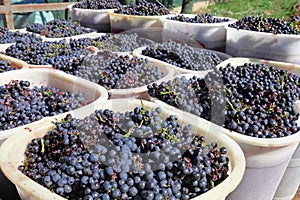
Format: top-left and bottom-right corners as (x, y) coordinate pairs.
(133, 46), (232, 76)
(225, 25), (300, 65)
(0, 69), (109, 146)
(216, 57), (300, 200)
(162, 14), (237, 51)
(109, 11), (168, 33)
(0, 98), (246, 200)
(273, 143), (300, 200)
(149, 59), (300, 200)
(68, 4), (115, 32)
(273, 102), (300, 200)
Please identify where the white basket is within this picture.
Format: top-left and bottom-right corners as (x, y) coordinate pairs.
(0, 98), (245, 200)
(68, 3), (115, 32)
(109, 11), (168, 33)
(148, 59), (300, 200)
(225, 26), (300, 65)
(162, 14), (237, 51)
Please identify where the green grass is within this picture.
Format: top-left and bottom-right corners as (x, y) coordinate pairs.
(198, 0), (297, 19)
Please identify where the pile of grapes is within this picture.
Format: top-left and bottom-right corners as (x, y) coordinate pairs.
(114, 0), (170, 16)
(148, 63), (300, 138)
(4, 36), (105, 66)
(26, 19), (92, 38)
(55, 50), (165, 90)
(93, 33), (154, 52)
(0, 27), (39, 44)
(72, 0), (122, 9)
(0, 58), (16, 73)
(142, 40), (223, 71)
(167, 13), (230, 23)
(19, 104), (229, 199)
(228, 16), (300, 35)
(0, 80), (88, 131)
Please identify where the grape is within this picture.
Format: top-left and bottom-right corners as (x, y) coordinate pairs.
(72, 0), (122, 9)
(114, 0), (170, 16)
(228, 15), (300, 35)
(0, 80), (88, 131)
(168, 13), (230, 23)
(0, 27), (39, 44)
(26, 19), (92, 38)
(148, 63), (300, 138)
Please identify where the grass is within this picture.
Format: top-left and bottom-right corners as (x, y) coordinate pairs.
(193, 0), (298, 19)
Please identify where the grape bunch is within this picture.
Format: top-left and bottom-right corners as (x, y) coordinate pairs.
(148, 76), (222, 122)
(289, 16), (300, 32)
(167, 13), (230, 23)
(72, 0), (122, 9)
(26, 19), (92, 38)
(19, 104), (229, 199)
(4, 36), (105, 66)
(228, 15), (300, 35)
(0, 27), (39, 44)
(93, 33), (154, 52)
(0, 58), (16, 73)
(0, 80), (88, 131)
(115, 0), (170, 16)
(55, 50), (165, 90)
(148, 63), (300, 138)
(142, 40), (223, 71)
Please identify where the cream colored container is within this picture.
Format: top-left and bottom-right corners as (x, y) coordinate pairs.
(273, 144), (300, 200)
(133, 46), (232, 76)
(225, 26), (300, 65)
(273, 98), (300, 200)
(217, 57), (300, 200)
(68, 3), (115, 32)
(6, 32), (106, 68)
(0, 69), (108, 146)
(109, 11), (168, 33)
(149, 58), (300, 199)
(0, 98), (245, 200)
(163, 14), (237, 51)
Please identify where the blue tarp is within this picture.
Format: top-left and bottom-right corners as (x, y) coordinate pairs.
(1, 0), (54, 28)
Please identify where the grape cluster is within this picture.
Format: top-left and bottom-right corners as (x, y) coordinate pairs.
(168, 13), (230, 23)
(93, 33), (154, 52)
(142, 40), (223, 71)
(72, 0), (122, 9)
(148, 63), (300, 138)
(0, 27), (39, 44)
(0, 80), (88, 131)
(26, 19), (92, 38)
(148, 76), (218, 121)
(228, 16), (300, 35)
(4, 36), (105, 66)
(19, 104), (229, 199)
(115, 0), (170, 16)
(0, 58), (16, 73)
(55, 50), (165, 90)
